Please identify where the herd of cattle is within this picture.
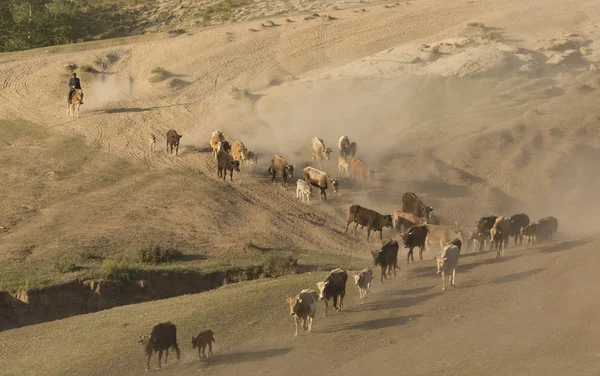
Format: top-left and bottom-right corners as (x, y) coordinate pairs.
(140, 129), (559, 370)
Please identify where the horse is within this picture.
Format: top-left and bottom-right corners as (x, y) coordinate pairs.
(67, 89), (83, 117)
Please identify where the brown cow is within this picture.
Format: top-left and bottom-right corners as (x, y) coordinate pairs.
(231, 141), (248, 166)
(311, 137), (333, 168)
(210, 131), (225, 159)
(393, 211), (426, 235)
(401, 192), (433, 221)
(520, 223), (538, 247)
(350, 157), (375, 190)
(345, 204), (393, 243)
(425, 224), (463, 253)
(166, 130), (182, 156)
(217, 151), (241, 181)
(191, 330), (215, 360)
(268, 155), (294, 187)
(304, 166), (339, 200)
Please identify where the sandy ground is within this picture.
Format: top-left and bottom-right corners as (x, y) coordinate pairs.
(1, 0), (600, 373)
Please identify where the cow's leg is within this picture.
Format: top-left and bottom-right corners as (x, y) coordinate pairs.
(354, 222), (359, 237)
(157, 350), (163, 369)
(176, 144), (179, 157)
(366, 226), (371, 242)
(165, 348), (169, 365)
(209, 342), (213, 356)
(380, 266), (384, 282)
(441, 271), (446, 291)
(451, 268), (456, 286)
(406, 248), (412, 264)
(322, 189), (327, 201)
(324, 299), (328, 316)
(197, 345), (202, 360)
(146, 350), (152, 371)
(345, 219), (353, 234)
(293, 316), (299, 337)
(419, 245), (424, 261)
(308, 316), (314, 333)
(379, 229), (383, 244)
(230, 169), (234, 181)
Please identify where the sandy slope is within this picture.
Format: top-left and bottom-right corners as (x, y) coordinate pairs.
(1, 0), (600, 373)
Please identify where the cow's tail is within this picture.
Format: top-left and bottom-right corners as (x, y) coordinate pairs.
(268, 166), (272, 174)
(212, 337), (216, 343)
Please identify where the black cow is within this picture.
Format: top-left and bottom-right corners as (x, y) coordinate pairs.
(475, 215), (498, 251)
(509, 213), (530, 246)
(138, 322), (181, 371)
(403, 224), (428, 263)
(316, 268), (348, 316)
(371, 240), (399, 282)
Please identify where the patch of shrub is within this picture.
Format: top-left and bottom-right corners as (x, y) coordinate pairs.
(262, 254), (298, 278)
(100, 259), (141, 282)
(136, 246), (183, 264)
(54, 260), (82, 274)
(149, 67), (171, 82)
(80, 64), (99, 73)
(167, 29), (187, 36)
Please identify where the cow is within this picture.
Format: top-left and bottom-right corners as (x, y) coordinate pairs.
(231, 141), (248, 166)
(350, 157), (376, 190)
(304, 166), (339, 201)
(353, 268), (373, 299)
(296, 179), (313, 202)
(447, 237), (462, 253)
(401, 192), (433, 221)
(393, 211), (426, 235)
(191, 330), (215, 360)
(246, 151), (258, 169)
(371, 240), (400, 282)
(508, 213), (530, 246)
(218, 140), (231, 155)
(491, 216), (511, 254)
(425, 224), (463, 253)
(268, 155), (294, 187)
(435, 244), (460, 291)
(490, 225), (505, 257)
(468, 228), (487, 253)
(338, 136), (357, 160)
(210, 131), (225, 159)
(166, 130), (182, 156)
(316, 268), (348, 316)
(149, 133), (156, 152)
(217, 150), (241, 181)
(403, 224), (428, 263)
(537, 216), (558, 241)
(311, 137), (333, 168)
(338, 156), (350, 176)
(345, 204), (393, 243)
(286, 289), (318, 337)
(475, 215), (498, 251)
(520, 223), (538, 247)
(138, 322), (181, 371)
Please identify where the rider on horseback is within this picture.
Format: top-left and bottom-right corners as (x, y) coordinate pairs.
(68, 72), (84, 105)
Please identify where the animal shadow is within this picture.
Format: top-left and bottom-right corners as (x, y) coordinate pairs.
(207, 348), (293, 365)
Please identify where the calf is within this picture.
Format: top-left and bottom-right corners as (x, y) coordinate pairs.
(490, 226), (505, 257)
(246, 151), (258, 169)
(345, 204), (393, 243)
(269, 155), (294, 187)
(435, 244), (460, 291)
(353, 268), (373, 299)
(191, 330), (215, 360)
(338, 156), (350, 176)
(311, 137), (333, 168)
(316, 268), (348, 316)
(296, 179), (313, 202)
(286, 289), (318, 337)
(491, 216), (511, 253)
(217, 150), (241, 181)
(166, 129), (182, 156)
(403, 224), (428, 263)
(304, 166), (339, 201)
(138, 322), (181, 371)
(371, 240), (400, 282)
(210, 131), (225, 159)
(520, 223), (538, 247)
(468, 229), (487, 253)
(350, 157), (375, 190)
(149, 133), (156, 152)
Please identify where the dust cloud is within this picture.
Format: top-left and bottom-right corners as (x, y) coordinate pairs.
(82, 78), (126, 112)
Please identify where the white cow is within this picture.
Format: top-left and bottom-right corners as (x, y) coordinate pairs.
(434, 244), (460, 291)
(311, 137), (333, 168)
(296, 180), (313, 202)
(353, 268), (373, 299)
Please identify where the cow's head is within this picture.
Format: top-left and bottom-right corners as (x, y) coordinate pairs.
(424, 206), (433, 219)
(370, 249), (381, 266)
(138, 335), (152, 355)
(286, 297), (301, 316)
(247, 152), (258, 168)
(287, 164), (295, 177)
(316, 281), (328, 300)
(434, 253), (447, 274)
(305, 184), (313, 196)
(353, 274), (361, 286)
(138, 335), (150, 345)
(322, 147), (333, 160)
(448, 237), (462, 251)
(230, 160), (241, 172)
(383, 214), (394, 228)
(330, 179), (339, 193)
(191, 336), (199, 349)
